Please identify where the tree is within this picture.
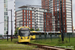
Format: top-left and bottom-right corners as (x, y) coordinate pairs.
(35, 28), (39, 31)
(14, 27), (19, 35)
(30, 28), (34, 31)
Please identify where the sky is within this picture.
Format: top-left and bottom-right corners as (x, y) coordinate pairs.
(15, 0), (41, 10)
(15, 0), (75, 29)
(73, 0), (75, 29)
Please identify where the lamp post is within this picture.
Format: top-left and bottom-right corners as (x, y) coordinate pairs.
(19, 21), (20, 27)
(11, 9), (13, 41)
(60, 0), (64, 41)
(6, 16), (9, 41)
(44, 12), (46, 33)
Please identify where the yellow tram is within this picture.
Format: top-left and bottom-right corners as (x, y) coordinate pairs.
(18, 26), (36, 43)
(30, 31), (36, 40)
(18, 26), (31, 42)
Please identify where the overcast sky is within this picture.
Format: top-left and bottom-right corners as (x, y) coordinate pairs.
(73, 0), (75, 29)
(15, 0), (75, 29)
(15, 0), (41, 10)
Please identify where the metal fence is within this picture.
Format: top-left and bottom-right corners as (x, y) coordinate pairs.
(35, 33), (75, 40)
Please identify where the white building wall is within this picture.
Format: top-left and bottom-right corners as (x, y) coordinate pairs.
(35, 8), (44, 31)
(0, 0), (4, 35)
(66, 0), (72, 33)
(8, 0), (15, 35)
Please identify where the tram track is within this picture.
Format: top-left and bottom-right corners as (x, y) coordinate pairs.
(26, 43), (72, 50)
(17, 42), (72, 50)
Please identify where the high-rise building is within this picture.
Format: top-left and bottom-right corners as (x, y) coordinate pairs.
(4, 0), (8, 34)
(0, 0), (15, 35)
(15, 6), (47, 31)
(42, 0), (73, 33)
(44, 12), (52, 32)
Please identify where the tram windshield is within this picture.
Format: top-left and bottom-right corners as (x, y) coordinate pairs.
(19, 30), (30, 36)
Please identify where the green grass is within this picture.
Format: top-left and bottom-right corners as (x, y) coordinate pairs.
(0, 38), (75, 50)
(0, 44), (35, 50)
(0, 39), (17, 44)
(30, 37), (75, 50)
(0, 39), (36, 50)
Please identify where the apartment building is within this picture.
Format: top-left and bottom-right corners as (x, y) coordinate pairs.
(42, 0), (73, 33)
(15, 6), (47, 31)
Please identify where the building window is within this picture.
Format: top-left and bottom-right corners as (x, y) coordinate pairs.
(4, 12), (8, 15)
(4, 0), (6, 3)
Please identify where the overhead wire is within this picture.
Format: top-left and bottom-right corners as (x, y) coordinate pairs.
(0, 0), (13, 3)
(0, 21), (15, 24)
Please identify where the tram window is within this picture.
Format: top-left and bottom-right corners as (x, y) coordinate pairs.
(21, 31), (29, 34)
(33, 33), (35, 35)
(19, 30), (30, 36)
(30, 33), (35, 35)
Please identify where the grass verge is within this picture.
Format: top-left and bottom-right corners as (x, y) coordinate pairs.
(0, 39), (36, 50)
(30, 37), (75, 50)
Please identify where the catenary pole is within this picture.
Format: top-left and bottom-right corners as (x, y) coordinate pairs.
(7, 16), (9, 41)
(60, 0), (64, 41)
(11, 9), (13, 41)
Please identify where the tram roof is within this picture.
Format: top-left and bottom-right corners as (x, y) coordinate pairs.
(30, 31), (61, 33)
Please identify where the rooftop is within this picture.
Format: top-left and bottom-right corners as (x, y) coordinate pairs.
(19, 5), (48, 10)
